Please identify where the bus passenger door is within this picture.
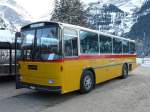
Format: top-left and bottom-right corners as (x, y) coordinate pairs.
(63, 28), (80, 92)
(108, 58), (122, 78)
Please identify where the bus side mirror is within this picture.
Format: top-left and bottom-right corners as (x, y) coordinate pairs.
(15, 32), (21, 38)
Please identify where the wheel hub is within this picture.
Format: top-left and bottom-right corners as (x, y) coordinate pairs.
(84, 75), (92, 90)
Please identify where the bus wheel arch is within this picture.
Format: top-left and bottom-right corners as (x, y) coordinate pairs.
(124, 63), (128, 70)
(120, 63), (129, 79)
(79, 68), (96, 94)
(88, 68), (96, 87)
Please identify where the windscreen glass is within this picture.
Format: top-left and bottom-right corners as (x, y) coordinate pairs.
(20, 26), (61, 61)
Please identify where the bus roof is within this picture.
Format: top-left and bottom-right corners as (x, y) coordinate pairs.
(59, 22), (135, 43)
(21, 21), (135, 43)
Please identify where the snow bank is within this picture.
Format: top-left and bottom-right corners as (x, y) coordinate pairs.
(137, 58), (150, 67)
(136, 58), (143, 64)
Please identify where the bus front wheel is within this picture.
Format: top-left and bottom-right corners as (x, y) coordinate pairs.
(120, 64), (128, 79)
(80, 70), (94, 94)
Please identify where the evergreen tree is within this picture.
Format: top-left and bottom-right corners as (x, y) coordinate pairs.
(51, 0), (87, 27)
(0, 17), (6, 29)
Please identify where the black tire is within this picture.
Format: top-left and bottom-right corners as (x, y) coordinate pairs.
(80, 70), (94, 94)
(120, 64), (128, 79)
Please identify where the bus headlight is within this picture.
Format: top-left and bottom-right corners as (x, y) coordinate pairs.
(48, 80), (54, 84)
(20, 76), (23, 80)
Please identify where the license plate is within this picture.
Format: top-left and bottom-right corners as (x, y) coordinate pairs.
(30, 86), (36, 90)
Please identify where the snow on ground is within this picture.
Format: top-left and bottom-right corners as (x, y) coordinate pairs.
(118, 0), (145, 14)
(136, 58), (144, 64)
(141, 58), (150, 67)
(84, 0), (145, 13)
(136, 58), (150, 67)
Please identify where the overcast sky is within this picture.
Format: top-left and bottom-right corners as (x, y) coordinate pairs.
(14, 0), (99, 20)
(15, 0), (55, 19)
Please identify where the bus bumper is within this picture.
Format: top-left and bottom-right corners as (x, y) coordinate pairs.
(16, 81), (62, 94)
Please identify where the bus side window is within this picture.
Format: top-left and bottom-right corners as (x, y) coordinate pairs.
(100, 35), (112, 54)
(130, 42), (136, 54)
(123, 40), (129, 54)
(80, 31), (99, 54)
(113, 38), (122, 54)
(64, 28), (78, 57)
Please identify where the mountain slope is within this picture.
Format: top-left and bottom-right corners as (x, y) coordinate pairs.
(87, 2), (139, 36)
(98, 0), (145, 13)
(86, 0), (146, 35)
(127, 0), (150, 55)
(0, 0), (32, 31)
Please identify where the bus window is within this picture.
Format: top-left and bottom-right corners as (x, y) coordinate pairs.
(64, 28), (78, 57)
(123, 40), (129, 54)
(21, 27), (61, 61)
(22, 30), (35, 46)
(80, 31), (99, 54)
(130, 42), (135, 54)
(100, 35), (112, 54)
(36, 27), (60, 60)
(113, 38), (122, 54)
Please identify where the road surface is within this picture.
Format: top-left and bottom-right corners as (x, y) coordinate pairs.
(0, 66), (150, 112)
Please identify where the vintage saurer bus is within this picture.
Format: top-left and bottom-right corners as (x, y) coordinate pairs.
(15, 21), (136, 94)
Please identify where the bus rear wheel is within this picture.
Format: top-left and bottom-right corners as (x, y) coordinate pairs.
(120, 64), (128, 79)
(80, 70), (94, 94)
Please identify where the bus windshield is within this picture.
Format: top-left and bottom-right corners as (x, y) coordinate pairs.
(20, 27), (62, 61)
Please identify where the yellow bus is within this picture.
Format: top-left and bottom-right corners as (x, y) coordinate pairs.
(15, 21), (137, 94)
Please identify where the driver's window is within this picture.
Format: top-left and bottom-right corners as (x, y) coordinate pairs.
(64, 28), (78, 57)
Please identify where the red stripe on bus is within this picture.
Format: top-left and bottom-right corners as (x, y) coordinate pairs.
(80, 54), (136, 59)
(21, 54), (136, 63)
(21, 59), (64, 63)
(64, 54), (136, 61)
